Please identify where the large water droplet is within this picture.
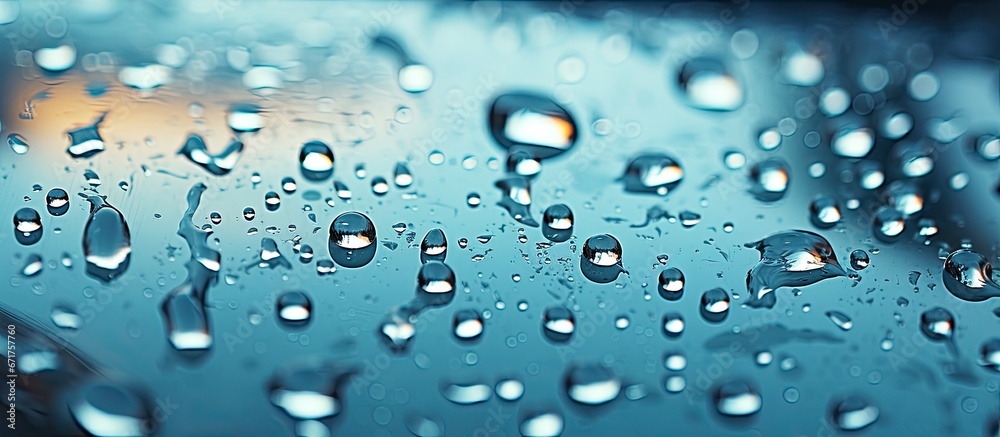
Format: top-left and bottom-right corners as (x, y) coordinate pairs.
(744, 230), (845, 308)
(942, 249), (1000, 302)
(299, 141), (334, 181)
(564, 364), (621, 405)
(22, 254), (43, 277)
(82, 196), (131, 282)
(489, 93), (577, 159)
(46, 188), (70, 216)
(678, 58), (744, 111)
(417, 261), (456, 296)
(35, 45), (76, 72)
(620, 154), (684, 195)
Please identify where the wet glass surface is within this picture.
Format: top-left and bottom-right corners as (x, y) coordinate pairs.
(1, 1), (1000, 435)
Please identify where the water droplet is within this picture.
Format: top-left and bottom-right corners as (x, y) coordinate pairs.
(679, 211), (701, 228)
(894, 141), (935, 177)
(919, 307), (954, 341)
(334, 181), (352, 200)
(178, 134), (243, 175)
(379, 307), (416, 351)
(908, 71), (939, 101)
(441, 383), (492, 405)
(209, 212), (222, 225)
(744, 230), (845, 308)
(45, 188), (69, 216)
(299, 141), (334, 181)
(678, 58), (744, 111)
(281, 177), (297, 194)
(371, 177), (389, 196)
(872, 207), (905, 242)
(700, 288), (730, 323)
(7, 133), (28, 154)
(542, 306), (575, 342)
(564, 364), (621, 405)
(418, 261), (456, 295)
(542, 204), (573, 242)
(820, 87), (851, 117)
(850, 250), (870, 270)
(467, 193), (482, 208)
(50, 305), (82, 330)
(829, 397), (879, 431)
(519, 412), (563, 437)
(495, 177), (539, 227)
(971, 135), (1000, 161)
(583, 234), (622, 267)
(228, 104), (264, 133)
(809, 195), (842, 229)
(277, 291), (313, 324)
(826, 311), (853, 331)
(831, 127), (875, 158)
(13, 207), (42, 246)
(68, 382), (153, 436)
(883, 112), (913, 139)
(658, 268), (685, 301)
(265, 191), (281, 211)
(420, 228), (447, 263)
(34, 45), (76, 72)
(782, 51), (824, 86)
(21, 254), (43, 277)
(119, 64), (172, 90)
(942, 250), (1000, 302)
(495, 379), (524, 401)
(268, 365), (347, 420)
(979, 339), (1000, 372)
(489, 93), (577, 159)
(758, 128), (782, 151)
(398, 63), (433, 93)
(713, 380), (762, 416)
(723, 151), (746, 170)
(243, 207), (256, 221)
(662, 313), (685, 337)
(66, 115), (106, 158)
(327, 212), (376, 268)
(748, 158), (790, 202)
(620, 154), (684, 195)
(394, 163), (413, 187)
(453, 309), (484, 340)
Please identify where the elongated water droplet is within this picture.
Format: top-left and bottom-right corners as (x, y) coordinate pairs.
(826, 311), (853, 331)
(177, 134), (243, 175)
(81, 196), (130, 282)
(744, 230), (844, 308)
(21, 254), (43, 277)
(7, 133), (28, 154)
(418, 261), (456, 295)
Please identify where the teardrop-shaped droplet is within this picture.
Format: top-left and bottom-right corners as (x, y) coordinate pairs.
(678, 58), (744, 111)
(744, 230), (844, 308)
(658, 268), (685, 301)
(713, 380), (762, 416)
(420, 228), (447, 263)
(542, 306), (575, 343)
(82, 196), (131, 282)
(828, 397), (879, 431)
(299, 141), (335, 181)
(620, 154), (684, 195)
(564, 364), (622, 405)
(942, 249), (1000, 302)
(495, 176), (539, 227)
(488, 93), (577, 159)
(13, 207), (43, 245)
(7, 133), (28, 154)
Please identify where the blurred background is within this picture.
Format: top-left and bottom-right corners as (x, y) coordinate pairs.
(0, 0), (999, 435)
